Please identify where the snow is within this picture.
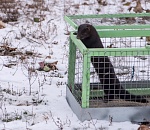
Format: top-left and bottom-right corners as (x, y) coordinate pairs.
(0, 0), (150, 129)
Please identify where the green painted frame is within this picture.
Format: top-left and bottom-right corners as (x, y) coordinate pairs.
(66, 13), (150, 108)
(64, 13), (150, 30)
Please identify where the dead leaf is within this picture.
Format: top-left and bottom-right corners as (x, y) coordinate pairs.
(38, 61), (58, 72)
(45, 61), (58, 70)
(52, 41), (58, 45)
(4, 63), (16, 68)
(107, 44), (114, 48)
(123, 2), (131, 6)
(25, 51), (33, 55)
(28, 67), (36, 72)
(73, 4), (80, 9)
(145, 9), (150, 13)
(46, 56), (51, 59)
(146, 37), (150, 42)
(125, 17), (136, 24)
(82, 2), (89, 5)
(133, 0), (144, 13)
(39, 61), (45, 69)
(97, 0), (107, 6)
(96, 8), (101, 12)
(19, 55), (26, 61)
(128, 6), (133, 12)
(0, 45), (17, 52)
(0, 21), (5, 29)
(146, 36), (150, 48)
(43, 65), (50, 72)
(137, 125), (150, 130)
(10, 51), (23, 56)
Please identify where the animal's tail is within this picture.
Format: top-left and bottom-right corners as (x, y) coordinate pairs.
(101, 81), (148, 103)
(116, 84), (148, 103)
(91, 56), (148, 103)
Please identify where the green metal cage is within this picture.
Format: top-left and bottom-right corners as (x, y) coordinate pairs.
(65, 13), (150, 122)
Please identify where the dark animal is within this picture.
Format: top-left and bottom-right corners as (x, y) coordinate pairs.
(76, 24), (148, 103)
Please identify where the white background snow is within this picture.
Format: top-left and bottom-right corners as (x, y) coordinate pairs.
(0, 0), (150, 129)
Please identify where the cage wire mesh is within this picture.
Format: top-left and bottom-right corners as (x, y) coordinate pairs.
(70, 14), (150, 47)
(73, 48), (83, 105)
(66, 14), (150, 108)
(73, 15), (150, 26)
(90, 51), (150, 107)
(72, 31), (150, 107)
(72, 16), (150, 48)
(102, 37), (148, 48)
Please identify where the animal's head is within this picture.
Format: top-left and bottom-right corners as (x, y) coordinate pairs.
(76, 24), (92, 40)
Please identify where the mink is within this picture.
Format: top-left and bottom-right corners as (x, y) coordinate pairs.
(75, 24), (148, 103)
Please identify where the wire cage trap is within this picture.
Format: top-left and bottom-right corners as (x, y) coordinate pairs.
(65, 13), (150, 122)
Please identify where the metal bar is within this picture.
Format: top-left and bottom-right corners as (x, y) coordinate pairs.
(64, 16), (78, 30)
(70, 32), (87, 54)
(81, 53), (91, 108)
(70, 31), (150, 56)
(67, 37), (76, 92)
(65, 13), (150, 30)
(66, 13), (150, 19)
(95, 25), (150, 30)
(89, 88), (150, 98)
(97, 29), (150, 38)
(88, 48), (150, 56)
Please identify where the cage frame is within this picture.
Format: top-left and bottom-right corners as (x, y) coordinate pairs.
(65, 13), (150, 122)
(64, 13), (150, 30)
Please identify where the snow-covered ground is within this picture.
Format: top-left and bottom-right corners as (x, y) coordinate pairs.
(0, 0), (150, 129)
